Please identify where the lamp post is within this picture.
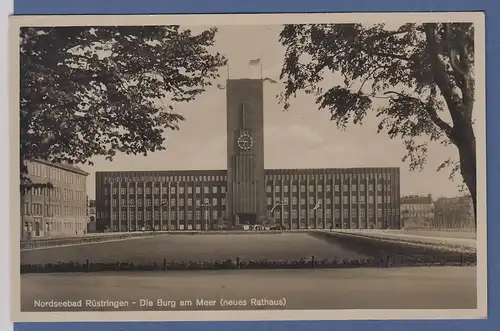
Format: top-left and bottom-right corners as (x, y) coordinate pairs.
(312, 199), (322, 230)
(270, 200), (287, 228)
(198, 203), (212, 231)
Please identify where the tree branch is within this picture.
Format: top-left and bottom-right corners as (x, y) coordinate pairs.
(383, 90), (455, 141)
(424, 23), (461, 123)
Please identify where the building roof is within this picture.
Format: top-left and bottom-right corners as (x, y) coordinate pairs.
(33, 159), (89, 176)
(401, 194), (433, 205)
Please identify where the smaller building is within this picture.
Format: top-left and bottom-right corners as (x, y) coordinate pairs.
(400, 194), (435, 229)
(21, 160), (89, 239)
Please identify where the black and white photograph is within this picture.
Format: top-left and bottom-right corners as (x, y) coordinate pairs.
(10, 12), (486, 321)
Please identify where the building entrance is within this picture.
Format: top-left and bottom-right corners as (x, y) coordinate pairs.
(237, 213), (258, 225)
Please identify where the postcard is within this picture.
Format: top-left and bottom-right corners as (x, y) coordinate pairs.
(9, 12), (487, 322)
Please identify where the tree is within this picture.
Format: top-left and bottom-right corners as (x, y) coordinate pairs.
(278, 23), (477, 227)
(20, 26), (227, 191)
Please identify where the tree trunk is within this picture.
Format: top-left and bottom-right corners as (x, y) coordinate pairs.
(454, 120), (477, 229)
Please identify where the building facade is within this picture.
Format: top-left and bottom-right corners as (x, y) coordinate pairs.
(400, 194), (435, 229)
(21, 160), (89, 239)
(95, 79), (402, 231)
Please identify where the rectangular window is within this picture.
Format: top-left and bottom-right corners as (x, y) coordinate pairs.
(318, 185), (323, 192)
(309, 197), (314, 204)
(351, 196), (357, 204)
(170, 186), (176, 194)
(266, 186), (272, 193)
(212, 198), (218, 206)
(179, 187), (185, 194)
(145, 187), (151, 194)
(292, 197), (297, 205)
(196, 187), (201, 194)
(188, 211), (193, 220)
(188, 198), (193, 206)
(284, 186), (289, 193)
(221, 186), (226, 194)
(368, 196), (374, 203)
(204, 186), (209, 194)
(212, 186), (218, 194)
(213, 210), (218, 219)
(170, 199), (176, 206)
(360, 184), (365, 191)
(267, 197), (272, 205)
(300, 185), (306, 193)
(179, 199), (184, 207)
(309, 185), (314, 192)
(343, 196), (348, 204)
(187, 187), (193, 194)
(275, 186), (280, 193)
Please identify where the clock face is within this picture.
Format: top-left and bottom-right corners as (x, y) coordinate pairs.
(237, 133), (253, 150)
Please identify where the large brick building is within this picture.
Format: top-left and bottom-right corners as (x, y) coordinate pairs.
(21, 160), (89, 239)
(95, 79), (402, 231)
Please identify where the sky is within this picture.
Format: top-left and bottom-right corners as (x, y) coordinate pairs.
(80, 24), (467, 200)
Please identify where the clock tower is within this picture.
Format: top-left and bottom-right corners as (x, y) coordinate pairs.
(226, 79), (266, 226)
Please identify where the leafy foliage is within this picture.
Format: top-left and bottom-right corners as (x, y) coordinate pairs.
(20, 26), (227, 187)
(279, 23), (477, 222)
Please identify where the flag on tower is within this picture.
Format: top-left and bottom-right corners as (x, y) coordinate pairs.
(249, 58), (261, 65)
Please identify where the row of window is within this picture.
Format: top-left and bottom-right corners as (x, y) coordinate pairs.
(105, 197), (227, 208)
(267, 195), (392, 206)
(102, 172), (396, 184)
(22, 203), (87, 217)
(107, 210), (218, 221)
(105, 185), (227, 196)
(266, 183), (391, 193)
(28, 187), (86, 202)
(29, 162), (86, 186)
(98, 207), (399, 222)
(273, 208), (398, 219)
(23, 220), (87, 233)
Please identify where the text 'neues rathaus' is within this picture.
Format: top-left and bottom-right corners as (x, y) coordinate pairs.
(95, 79), (401, 232)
